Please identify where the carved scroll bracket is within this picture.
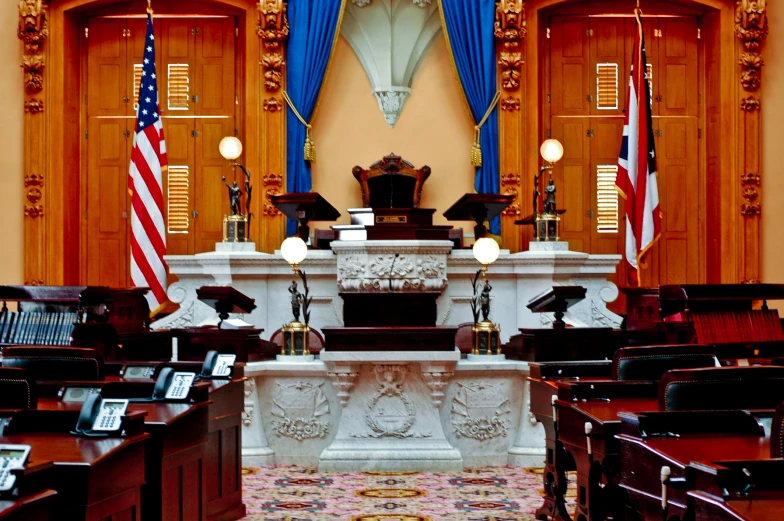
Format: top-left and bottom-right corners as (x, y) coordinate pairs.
(18, 0), (49, 97)
(495, 0), (525, 93)
(258, 0), (289, 93)
(736, 1), (767, 95)
(263, 173), (283, 216)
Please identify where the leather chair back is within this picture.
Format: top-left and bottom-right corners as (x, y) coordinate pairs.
(612, 344), (717, 380)
(2, 346), (105, 381)
(455, 323), (473, 356)
(660, 366), (784, 411)
(0, 367), (37, 409)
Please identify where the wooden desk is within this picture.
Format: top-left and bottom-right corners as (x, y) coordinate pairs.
(0, 429), (148, 521)
(37, 399), (209, 521)
(555, 384), (659, 521)
(100, 363), (247, 521)
(689, 491), (784, 521)
(0, 490), (57, 521)
(527, 361), (612, 521)
(617, 410), (775, 521)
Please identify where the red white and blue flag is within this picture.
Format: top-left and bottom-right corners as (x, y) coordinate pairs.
(616, 10), (661, 284)
(129, 11), (168, 314)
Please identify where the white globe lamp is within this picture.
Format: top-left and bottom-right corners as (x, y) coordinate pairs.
(540, 138), (564, 164)
(219, 136), (243, 161)
(281, 236), (308, 269)
(473, 237), (500, 268)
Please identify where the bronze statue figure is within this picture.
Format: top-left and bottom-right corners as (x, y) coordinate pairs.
(544, 177), (557, 214)
(222, 176), (243, 216)
(288, 281), (302, 322)
(480, 280), (492, 322)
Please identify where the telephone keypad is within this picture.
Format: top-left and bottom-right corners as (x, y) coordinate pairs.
(0, 444), (31, 492)
(93, 399), (129, 432)
(164, 372), (196, 400)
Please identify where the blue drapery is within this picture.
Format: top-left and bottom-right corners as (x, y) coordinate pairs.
(440, 0), (501, 235)
(285, 0), (344, 236)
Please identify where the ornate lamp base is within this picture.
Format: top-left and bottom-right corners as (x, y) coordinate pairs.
(535, 213), (560, 241)
(223, 215), (249, 242)
(281, 321), (311, 356)
(472, 320), (501, 355)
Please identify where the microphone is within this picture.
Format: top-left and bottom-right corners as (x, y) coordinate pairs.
(389, 253), (399, 291)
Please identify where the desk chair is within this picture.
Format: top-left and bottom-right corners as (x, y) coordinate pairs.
(612, 344), (718, 380)
(2, 346), (105, 381)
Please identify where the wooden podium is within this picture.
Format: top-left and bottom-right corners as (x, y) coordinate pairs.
(443, 193), (514, 238)
(269, 192), (340, 241)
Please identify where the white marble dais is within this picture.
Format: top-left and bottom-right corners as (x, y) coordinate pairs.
(154, 241), (622, 342)
(242, 356), (544, 469)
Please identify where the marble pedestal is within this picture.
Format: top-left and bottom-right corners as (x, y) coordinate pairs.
(242, 356), (544, 469)
(318, 351), (463, 472)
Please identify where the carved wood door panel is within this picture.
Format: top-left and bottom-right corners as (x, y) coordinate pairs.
(547, 14), (702, 289)
(86, 18), (131, 287)
(86, 15), (237, 286)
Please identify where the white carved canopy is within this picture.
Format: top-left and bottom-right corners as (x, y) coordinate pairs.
(343, 0), (442, 127)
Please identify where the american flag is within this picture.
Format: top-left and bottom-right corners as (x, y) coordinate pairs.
(129, 11), (168, 313)
(616, 10), (661, 285)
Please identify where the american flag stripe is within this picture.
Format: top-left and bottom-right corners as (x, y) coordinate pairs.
(129, 12), (168, 313)
(616, 10), (661, 283)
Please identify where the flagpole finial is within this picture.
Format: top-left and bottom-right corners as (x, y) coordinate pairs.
(147, 0), (153, 14)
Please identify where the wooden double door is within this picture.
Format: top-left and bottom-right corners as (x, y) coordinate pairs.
(547, 15), (702, 286)
(86, 16), (238, 287)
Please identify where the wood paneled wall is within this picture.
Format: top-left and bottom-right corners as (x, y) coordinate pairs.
(17, 0), (769, 287)
(497, 0), (768, 285)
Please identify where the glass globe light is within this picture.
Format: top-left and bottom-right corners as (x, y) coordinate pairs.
(281, 237), (308, 266)
(219, 136), (243, 161)
(540, 139), (564, 164)
(473, 237), (500, 266)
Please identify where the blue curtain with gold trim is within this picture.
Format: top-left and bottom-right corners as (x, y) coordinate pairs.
(286, 0), (344, 236)
(440, 0), (500, 234)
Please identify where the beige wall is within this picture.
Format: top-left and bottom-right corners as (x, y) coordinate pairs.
(0, 2), (24, 285)
(0, 3), (784, 282)
(311, 35), (476, 232)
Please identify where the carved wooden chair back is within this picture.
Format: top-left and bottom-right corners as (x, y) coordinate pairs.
(352, 153), (431, 208)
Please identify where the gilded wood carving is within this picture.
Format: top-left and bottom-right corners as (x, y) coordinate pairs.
(258, 0), (288, 247)
(495, 0), (525, 249)
(735, 0), (768, 235)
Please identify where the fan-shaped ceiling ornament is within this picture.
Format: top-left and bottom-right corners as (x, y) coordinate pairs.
(343, 0), (441, 128)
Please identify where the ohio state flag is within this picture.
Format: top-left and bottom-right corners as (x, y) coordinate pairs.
(616, 10), (661, 284)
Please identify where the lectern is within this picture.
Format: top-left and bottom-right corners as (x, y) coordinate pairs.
(443, 193), (514, 239)
(196, 286), (256, 325)
(269, 192), (340, 242)
(527, 286), (587, 328)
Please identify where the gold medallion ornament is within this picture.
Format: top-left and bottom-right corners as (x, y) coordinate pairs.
(351, 514), (431, 521)
(356, 489), (426, 499)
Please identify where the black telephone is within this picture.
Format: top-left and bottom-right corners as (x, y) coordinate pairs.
(151, 367), (196, 401)
(72, 393), (129, 437)
(0, 444), (31, 496)
(200, 351), (236, 378)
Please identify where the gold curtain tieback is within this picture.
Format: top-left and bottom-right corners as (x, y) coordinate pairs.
(471, 90), (501, 168)
(283, 91), (317, 163)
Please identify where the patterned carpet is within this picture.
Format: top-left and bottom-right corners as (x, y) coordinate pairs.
(242, 466), (576, 521)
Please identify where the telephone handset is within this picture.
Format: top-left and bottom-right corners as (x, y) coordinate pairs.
(152, 367), (196, 401)
(72, 393), (129, 437)
(201, 351), (236, 378)
(0, 444), (31, 495)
